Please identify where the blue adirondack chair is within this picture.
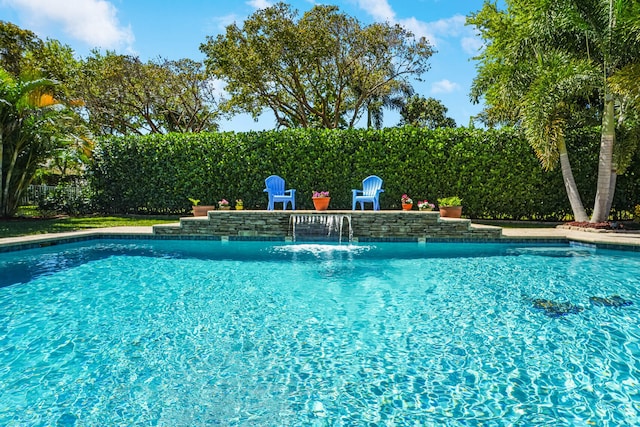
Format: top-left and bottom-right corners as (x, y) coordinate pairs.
(352, 175), (384, 210)
(264, 175), (296, 210)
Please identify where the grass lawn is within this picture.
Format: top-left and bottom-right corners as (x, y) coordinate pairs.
(0, 212), (180, 239)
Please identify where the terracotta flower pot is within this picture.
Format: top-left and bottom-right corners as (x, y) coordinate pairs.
(402, 203), (413, 211)
(192, 205), (216, 216)
(312, 197), (330, 211)
(439, 206), (462, 218)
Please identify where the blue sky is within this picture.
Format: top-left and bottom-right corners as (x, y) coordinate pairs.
(0, 0), (496, 131)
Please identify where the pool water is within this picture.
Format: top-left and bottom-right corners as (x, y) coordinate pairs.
(1, 240), (639, 426)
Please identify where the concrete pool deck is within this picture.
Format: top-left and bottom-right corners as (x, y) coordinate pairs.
(1, 222), (640, 252)
(501, 226), (640, 249)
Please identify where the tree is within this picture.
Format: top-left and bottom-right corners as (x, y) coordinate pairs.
(0, 22), (90, 215)
(74, 52), (219, 135)
(0, 21), (42, 77)
(1, 21), (79, 85)
(398, 95), (456, 129)
(364, 80), (414, 129)
(468, 0), (640, 222)
(201, 2), (434, 129)
(0, 69), (72, 216)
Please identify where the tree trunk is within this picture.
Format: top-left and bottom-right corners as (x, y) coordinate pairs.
(558, 135), (588, 221)
(603, 171), (617, 218)
(591, 95), (616, 222)
(2, 143), (20, 217)
(11, 149), (35, 215)
(0, 129), (4, 217)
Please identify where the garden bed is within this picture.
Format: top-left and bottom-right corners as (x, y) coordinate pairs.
(558, 221), (640, 232)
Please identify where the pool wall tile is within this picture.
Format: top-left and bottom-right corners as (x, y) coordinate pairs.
(153, 210), (503, 241)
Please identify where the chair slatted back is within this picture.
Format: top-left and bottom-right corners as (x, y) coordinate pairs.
(362, 175), (383, 196)
(265, 175), (285, 195)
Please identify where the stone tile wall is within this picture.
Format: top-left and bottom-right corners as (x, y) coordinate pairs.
(153, 210), (502, 240)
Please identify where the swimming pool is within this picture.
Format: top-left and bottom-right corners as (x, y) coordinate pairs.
(1, 239), (639, 426)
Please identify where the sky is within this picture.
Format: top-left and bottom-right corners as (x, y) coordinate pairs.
(0, 0), (497, 131)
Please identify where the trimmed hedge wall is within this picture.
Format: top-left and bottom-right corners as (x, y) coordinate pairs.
(89, 127), (640, 220)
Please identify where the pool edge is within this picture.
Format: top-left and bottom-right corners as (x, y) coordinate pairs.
(2, 226), (640, 253)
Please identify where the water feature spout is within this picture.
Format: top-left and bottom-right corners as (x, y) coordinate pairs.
(290, 214), (353, 243)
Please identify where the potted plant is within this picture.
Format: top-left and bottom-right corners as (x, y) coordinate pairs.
(218, 199), (231, 210)
(189, 197), (216, 217)
(401, 194), (413, 211)
(312, 191), (330, 211)
(437, 196), (463, 218)
(235, 199), (244, 210)
(417, 200), (435, 211)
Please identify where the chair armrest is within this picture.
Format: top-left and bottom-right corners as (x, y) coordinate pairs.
(285, 189), (295, 196)
(352, 189), (363, 196)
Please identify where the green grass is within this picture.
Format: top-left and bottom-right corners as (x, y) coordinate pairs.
(0, 214), (180, 239)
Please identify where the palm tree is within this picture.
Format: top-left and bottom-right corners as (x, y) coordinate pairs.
(0, 69), (63, 216)
(365, 80), (414, 129)
(469, 0), (640, 222)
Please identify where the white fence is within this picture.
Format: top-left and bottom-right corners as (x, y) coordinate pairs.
(20, 185), (83, 205)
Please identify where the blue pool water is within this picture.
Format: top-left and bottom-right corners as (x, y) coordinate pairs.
(1, 239), (639, 426)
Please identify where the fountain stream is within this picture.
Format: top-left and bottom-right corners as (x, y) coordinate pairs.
(290, 214), (353, 243)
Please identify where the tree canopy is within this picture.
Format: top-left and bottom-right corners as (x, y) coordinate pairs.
(201, 2), (434, 129)
(74, 52), (220, 135)
(399, 95), (456, 129)
(0, 21), (42, 77)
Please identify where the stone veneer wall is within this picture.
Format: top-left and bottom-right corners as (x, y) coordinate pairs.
(153, 210), (502, 240)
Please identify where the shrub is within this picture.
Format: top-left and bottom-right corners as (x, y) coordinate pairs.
(37, 185), (94, 216)
(88, 127), (640, 220)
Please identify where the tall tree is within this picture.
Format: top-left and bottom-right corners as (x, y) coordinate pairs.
(201, 2), (433, 129)
(74, 52), (219, 135)
(364, 80), (414, 129)
(399, 95), (456, 129)
(0, 21), (79, 86)
(0, 69), (73, 216)
(0, 22), (89, 214)
(0, 21), (42, 77)
(468, 0), (640, 222)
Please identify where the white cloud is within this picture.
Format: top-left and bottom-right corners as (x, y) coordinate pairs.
(355, 0), (395, 22)
(425, 15), (483, 55)
(355, 4), (482, 56)
(212, 1), (270, 33)
(207, 77), (228, 100)
(211, 13), (241, 32)
(427, 15), (467, 38)
(246, 0), (272, 10)
(397, 17), (436, 44)
(461, 36), (483, 55)
(431, 79), (460, 94)
(4, 0), (134, 50)
(408, 15), (473, 49)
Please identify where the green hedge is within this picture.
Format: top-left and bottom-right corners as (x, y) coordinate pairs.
(89, 127), (640, 220)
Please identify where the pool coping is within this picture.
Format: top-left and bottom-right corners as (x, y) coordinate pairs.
(1, 223), (640, 253)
